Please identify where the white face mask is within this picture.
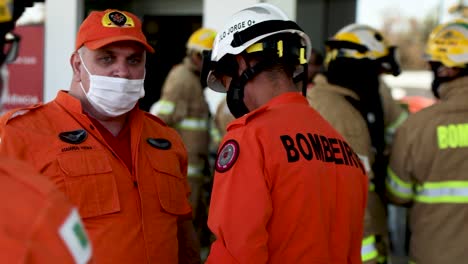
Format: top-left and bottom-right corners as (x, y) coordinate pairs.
(79, 54), (145, 117)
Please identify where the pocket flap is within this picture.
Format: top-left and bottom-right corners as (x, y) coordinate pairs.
(146, 151), (185, 179)
(58, 150), (112, 176)
(146, 151), (191, 215)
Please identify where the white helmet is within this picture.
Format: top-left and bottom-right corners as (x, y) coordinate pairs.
(202, 3), (312, 92)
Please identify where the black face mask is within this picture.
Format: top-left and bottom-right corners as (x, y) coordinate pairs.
(326, 57), (381, 95)
(225, 59), (269, 118)
(226, 77), (250, 118)
(429, 62), (460, 99)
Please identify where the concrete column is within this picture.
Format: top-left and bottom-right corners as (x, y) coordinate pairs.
(44, 0), (83, 102)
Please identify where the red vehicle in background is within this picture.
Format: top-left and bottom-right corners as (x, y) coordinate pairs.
(399, 95), (436, 113)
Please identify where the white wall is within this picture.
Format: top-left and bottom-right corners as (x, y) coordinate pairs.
(44, 0), (83, 102)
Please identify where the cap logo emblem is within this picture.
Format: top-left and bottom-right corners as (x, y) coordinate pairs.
(102, 11), (135, 28)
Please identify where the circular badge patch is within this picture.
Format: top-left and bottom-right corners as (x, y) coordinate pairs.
(108, 11), (127, 26)
(215, 139), (240, 173)
(103, 11), (135, 28)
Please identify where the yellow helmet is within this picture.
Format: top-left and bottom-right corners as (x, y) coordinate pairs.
(326, 24), (391, 60)
(325, 23), (400, 76)
(424, 18), (468, 68)
(186, 27), (217, 52)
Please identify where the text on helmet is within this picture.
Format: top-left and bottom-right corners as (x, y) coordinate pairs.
(219, 20), (256, 41)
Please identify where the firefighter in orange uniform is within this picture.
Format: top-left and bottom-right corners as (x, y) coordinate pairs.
(0, 1), (92, 263)
(0, 157), (92, 263)
(201, 3), (368, 263)
(0, 9), (199, 263)
(386, 18), (468, 264)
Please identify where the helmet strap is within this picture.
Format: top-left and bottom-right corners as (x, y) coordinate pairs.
(293, 63), (308, 96)
(226, 59), (269, 118)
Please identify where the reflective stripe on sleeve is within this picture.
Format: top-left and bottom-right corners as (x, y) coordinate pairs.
(385, 111), (409, 144)
(361, 235), (378, 262)
(188, 163), (205, 178)
(151, 100), (175, 115)
(210, 127), (222, 145)
(176, 118), (209, 131)
(386, 167), (414, 199)
(415, 181), (468, 203)
(357, 154), (371, 173)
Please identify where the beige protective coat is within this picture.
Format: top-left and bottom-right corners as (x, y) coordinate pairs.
(387, 76), (468, 264)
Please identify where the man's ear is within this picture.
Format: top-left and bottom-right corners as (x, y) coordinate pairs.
(70, 52), (82, 82)
(235, 55), (248, 75)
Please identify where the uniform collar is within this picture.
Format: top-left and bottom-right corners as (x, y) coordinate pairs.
(228, 92), (307, 128)
(183, 56), (199, 74)
(56, 90), (85, 114)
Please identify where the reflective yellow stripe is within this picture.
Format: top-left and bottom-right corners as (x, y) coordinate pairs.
(386, 167), (414, 199)
(377, 255), (387, 264)
(357, 154), (371, 173)
(415, 181), (468, 203)
(361, 235), (378, 262)
(152, 100), (175, 115)
(210, 126), (222, 145)
(246, 42), (263, 53)
(385, 111), (409, 143)
(176, 118), (209, 131)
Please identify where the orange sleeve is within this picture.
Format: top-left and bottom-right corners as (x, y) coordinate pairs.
(27, 189), (93, 264)
(207, 135), (271, 263)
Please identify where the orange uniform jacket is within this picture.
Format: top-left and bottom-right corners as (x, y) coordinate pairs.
(207, 92), (368, 264)
(0, 91), (192, 263)
(0, 156), (92, 263)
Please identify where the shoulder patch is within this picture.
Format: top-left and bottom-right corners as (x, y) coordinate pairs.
(59, 208), (92, 264)
(215, 139), (240, 173)
(3, 103), (43, 123)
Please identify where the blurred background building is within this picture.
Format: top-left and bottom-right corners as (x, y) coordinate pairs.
(3, 0), (464, 114)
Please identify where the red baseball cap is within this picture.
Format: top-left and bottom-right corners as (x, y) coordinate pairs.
(75, 9), (155, 53)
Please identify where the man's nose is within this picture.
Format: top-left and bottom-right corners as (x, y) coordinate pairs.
(113, 63), (130, 78)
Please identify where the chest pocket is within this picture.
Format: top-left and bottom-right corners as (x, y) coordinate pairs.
(146, 151), (192, 216)
(58, 150), (120, 219)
